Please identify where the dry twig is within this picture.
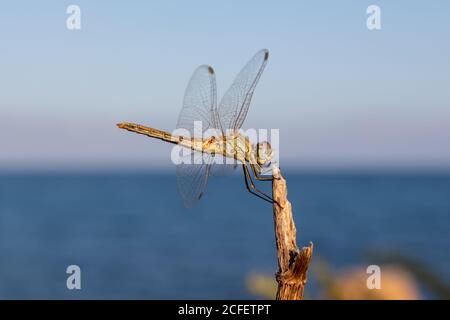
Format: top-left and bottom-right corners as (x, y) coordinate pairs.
(272, 166), (313, 300)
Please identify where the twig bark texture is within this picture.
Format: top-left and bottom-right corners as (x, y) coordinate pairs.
(272, 166), (313, 300)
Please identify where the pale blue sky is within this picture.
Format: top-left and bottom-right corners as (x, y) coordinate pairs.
(0, 1), (449, 170)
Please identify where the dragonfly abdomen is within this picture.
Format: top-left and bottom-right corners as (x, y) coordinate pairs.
(117, 122), (210, 154)
(117, 122), (179, 144)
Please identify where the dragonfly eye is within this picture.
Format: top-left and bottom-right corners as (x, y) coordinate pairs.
(256, 141), (273, 166)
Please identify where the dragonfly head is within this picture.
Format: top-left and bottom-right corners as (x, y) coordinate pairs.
(255, 141), (273, 167)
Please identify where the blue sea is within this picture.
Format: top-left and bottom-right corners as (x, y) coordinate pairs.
(0, 172), (449, 299)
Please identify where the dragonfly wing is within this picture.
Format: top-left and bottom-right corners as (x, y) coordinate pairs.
(177, 64), (219, 134)
(176, 151), (213, 208)
(217, 49), (269, 131)
(209, 154), (238, 177)
(176, 65), (218, 207)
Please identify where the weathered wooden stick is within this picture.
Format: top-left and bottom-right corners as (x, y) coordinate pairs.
(272, 166), (313, 300)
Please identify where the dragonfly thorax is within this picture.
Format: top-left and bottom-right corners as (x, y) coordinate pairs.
(219, 133), (251, 162)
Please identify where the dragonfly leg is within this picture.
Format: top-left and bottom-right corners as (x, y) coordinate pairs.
(242, 164), (275, 204)
(250, 163), (274, 181)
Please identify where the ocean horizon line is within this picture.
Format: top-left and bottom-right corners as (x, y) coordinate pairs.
(1, 165), (450, 176)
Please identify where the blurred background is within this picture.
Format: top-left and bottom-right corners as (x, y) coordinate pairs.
(0, 1), (449, 299)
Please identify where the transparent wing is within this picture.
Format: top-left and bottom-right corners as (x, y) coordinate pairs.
(209, 154), (238, 177)
(176, 65), (217, 207)
(177, 65), (219, 135)
(176, 150), (213, 208)
(217, 49), (269, 131)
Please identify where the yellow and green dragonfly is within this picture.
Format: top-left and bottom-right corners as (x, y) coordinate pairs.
(118, 49), (275, 207)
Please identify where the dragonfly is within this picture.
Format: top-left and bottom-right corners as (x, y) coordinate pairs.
(117, 49), (276, 207)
